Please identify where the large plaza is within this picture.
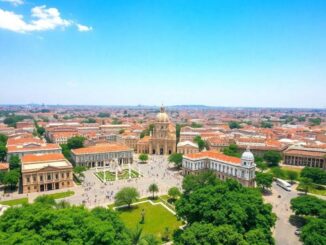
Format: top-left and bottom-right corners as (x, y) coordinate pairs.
(62, 155), (183, 208)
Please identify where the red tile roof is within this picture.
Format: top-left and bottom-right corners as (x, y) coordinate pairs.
(185, 151), (241, 164)
(71, 143), (131, 155)
(22, 153), (66, 164)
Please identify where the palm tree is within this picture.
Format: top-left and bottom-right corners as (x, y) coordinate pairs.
(148, 183), (159, 199)
(129, 225), (143, 245)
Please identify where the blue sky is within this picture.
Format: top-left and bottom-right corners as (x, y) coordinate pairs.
(0, 0), (325, 108)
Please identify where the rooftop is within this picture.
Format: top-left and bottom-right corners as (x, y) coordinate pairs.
(184, 151), (241, 165)
(71, 143), (131, 155)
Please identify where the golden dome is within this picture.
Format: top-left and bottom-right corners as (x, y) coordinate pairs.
(156, 106), (169, 122)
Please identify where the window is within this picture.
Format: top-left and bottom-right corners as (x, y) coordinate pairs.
(62, 173), (64, 178)
(66, 172), (70, 178)
(55, 174), (59, 180)
(47, 174), (51, 180)
(26, 177), (30, 183)
(40, 176), (43, 181)
(33, 175), (36, 181)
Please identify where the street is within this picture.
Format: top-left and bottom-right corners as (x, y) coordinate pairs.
(264, 182), (301, 245)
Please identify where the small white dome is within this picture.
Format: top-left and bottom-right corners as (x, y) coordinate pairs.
(241, 147), (254, 161)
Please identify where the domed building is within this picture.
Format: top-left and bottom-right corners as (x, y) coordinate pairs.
(137, 106), (177, 155)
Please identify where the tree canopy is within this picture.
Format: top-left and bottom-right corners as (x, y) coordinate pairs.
(175, 172), (276, 244)
(256, 172), (273, 191)
(223, 144), (241, 158)
(138, 154), (149, 162)
(0, 200), (131, 244)
(290, 195), (326, 245)
(263, 151), (282, 167)
(193, 136), (206, 152)
(168, 187), (181, 200)
(290, 195), (326, 217)
(9, 155), (21, 170)
(67, 136), (85, 149)
(0, 144), (7, 162)
(228, 121), (241, 129)
(301, 167), (326, 185)
(2, 169), (20, 190)
(168, 153), (183, 169)
(114, 187), (139, 208)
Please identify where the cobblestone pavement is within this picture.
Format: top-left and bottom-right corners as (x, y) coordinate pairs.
(64, 155), (183, 208)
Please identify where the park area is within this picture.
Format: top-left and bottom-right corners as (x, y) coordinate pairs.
(116, 201), (182, 240)
(95, 169), (140, 181)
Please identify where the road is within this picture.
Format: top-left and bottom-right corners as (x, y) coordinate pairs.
(264, 182), (301, 245)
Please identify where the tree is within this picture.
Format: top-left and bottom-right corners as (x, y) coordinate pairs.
(190, 122), (202, 128)
(0, 134), (8, 144)
(138, 153), (149, 163)
(9, 155), (21, 170)
(256, 172), (273, 191)
(193, 136), (205, 152)
(228, 121), (241, 129)
(61, 144), (72, 161)
(34, 195), (56, 206)
(67, 136), (85, 149)
(98, 112), (111, 118)
(256, 162), (268, 172)
(223, 144), (241, 158)
(301, 167), (326, 185)
(286, 170), (298, 184)
(36, 126), (45, 136)
(82, 118), (96, 123)
(0, 144), (7, 162)
(309, 118), (322, 126)
(73, 166), (87, 179)
(290, 196), (326, 245)
(263, 151), (282, 167)
(3, 170), (20, 190)
(168, 187), (181, 201)
(148, 183), (159, 199)
(114, 187), (139, 208)
(168, 153), (183, 169)
(301, 218), (326, 245)
(300, 177), (313, 194)
(261, 121), (273, 128)
(291, 195), (326, 217)
(175, 176), (276, 245)
(129, 225), (143, 245)
(0, 202), (131, 244)
(270, 167), (286, 179)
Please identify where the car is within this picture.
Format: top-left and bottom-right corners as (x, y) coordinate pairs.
(295, 229), (301, 236)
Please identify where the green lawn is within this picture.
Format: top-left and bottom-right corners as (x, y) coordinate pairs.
(280, 165), (302, 175)
(116, 202), (182, 240)
(297, 184), (326, 196)
(0, 198), (28, 206)
(43, 190), (75, 199)
(96, 169), (140, 181)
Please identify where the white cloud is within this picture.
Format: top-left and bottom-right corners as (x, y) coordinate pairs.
(0, 5), (92, 33)
(77, 23), (92, 32)
(1, 0), (24, 6)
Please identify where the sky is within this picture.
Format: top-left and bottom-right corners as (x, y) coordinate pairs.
(0, 0), (325, 108)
